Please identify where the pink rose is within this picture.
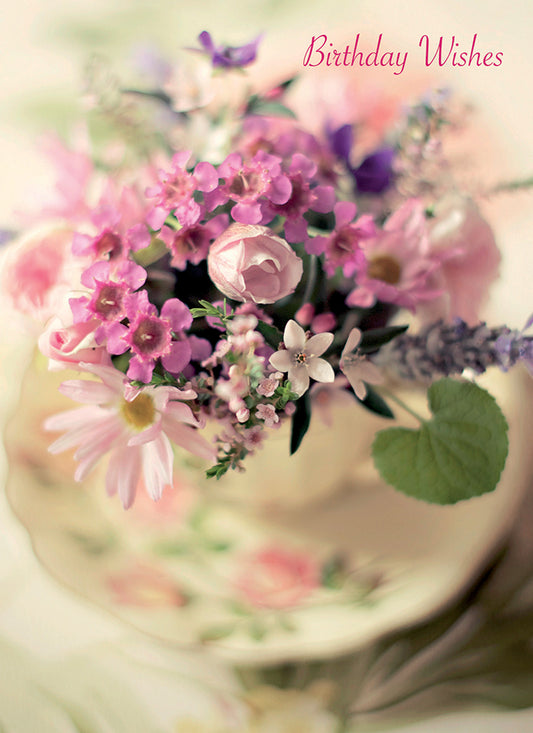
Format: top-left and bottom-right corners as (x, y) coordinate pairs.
(235, 546), (319, 609)
(1, 224), (76, 322)
(207, 223), (303, 304)
(424, 196), (501, 324)
(38, 318), (111, 371)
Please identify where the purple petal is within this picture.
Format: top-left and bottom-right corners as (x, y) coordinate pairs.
(353, 147), (395, 194)
(198, 31), (215, 53)
(328, 124), (353, 163)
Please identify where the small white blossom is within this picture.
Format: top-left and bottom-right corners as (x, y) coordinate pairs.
(269, 320), (334, 396)
(340, 328), (384, 400)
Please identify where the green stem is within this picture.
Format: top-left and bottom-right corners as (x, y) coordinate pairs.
(378, 387), (426, 424)
(487, 175), (533, 195)
(300, 254), (318, 307)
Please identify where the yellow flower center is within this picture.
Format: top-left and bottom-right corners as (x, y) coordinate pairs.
(120, 393), (155, 430)
(367, 255), (402, 285)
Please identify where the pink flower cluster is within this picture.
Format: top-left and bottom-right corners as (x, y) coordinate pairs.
(2, 32), (509, 509)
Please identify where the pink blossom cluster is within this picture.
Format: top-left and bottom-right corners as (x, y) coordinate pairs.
(2, 31), (508, 508)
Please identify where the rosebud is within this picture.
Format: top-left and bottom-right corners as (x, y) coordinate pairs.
(207, 223), (303, 304)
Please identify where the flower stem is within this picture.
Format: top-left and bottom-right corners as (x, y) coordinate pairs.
(300, 254), (317, 308)
(378, 387), (426, 424)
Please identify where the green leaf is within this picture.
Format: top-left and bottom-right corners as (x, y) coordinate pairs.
(256, 320), (283, 349)
(246, 95), (296, 118)
(290, 391), (311, 455)
(356, 384), (394, 419)
(359, 324), (409, 354)
(372, 378), (508, 504)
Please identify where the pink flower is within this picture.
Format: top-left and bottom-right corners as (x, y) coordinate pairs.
(208, 223), (303, 304)
(203, 151), (291, 225)
(106, 290), (193, 383)
(424, 195), (501, 324)
(69, 259), (147, 341)
(269, 320), (334, 396)
(340, 328), (383, 400)
(255, 403), (279, 428)
(1, 225), (77, 322)
(44, 363), (215, 508)
(107, 563), (187, 607)
(306, 200), (374, 276)
(235, 546), (319, 609)
(159, 212), (228, 270)
(146, 151), (219, 229)
(261, 153), (335, 244)
(346, 199), (443, 311)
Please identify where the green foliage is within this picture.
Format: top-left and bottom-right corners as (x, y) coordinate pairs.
(372, 378), (509, 504)
(290, 391), (311, 455)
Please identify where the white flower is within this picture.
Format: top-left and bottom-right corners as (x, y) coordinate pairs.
(269, 320), (334, 396)
(340, 328), (384, 400)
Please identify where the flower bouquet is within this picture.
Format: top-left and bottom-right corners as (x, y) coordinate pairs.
(2, 30), (533, 671)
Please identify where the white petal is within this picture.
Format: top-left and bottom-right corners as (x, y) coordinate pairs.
(284, 319), (306, 350)
(269, 350), (291, 372)
(342, 328), (362, 359)
(342, 365), (367, 400)
(306, 331), (334, 357)
(288, 364), (310, 396)
(357, 360), (384, 385)
(307, 357), (335, 384)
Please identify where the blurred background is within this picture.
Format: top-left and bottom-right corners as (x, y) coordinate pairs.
(1, 1), (532, 730)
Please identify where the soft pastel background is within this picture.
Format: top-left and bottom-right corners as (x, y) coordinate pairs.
(1, 0), (532, 730)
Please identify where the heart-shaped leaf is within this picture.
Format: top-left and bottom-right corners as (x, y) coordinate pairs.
(372, 378), (508, 504)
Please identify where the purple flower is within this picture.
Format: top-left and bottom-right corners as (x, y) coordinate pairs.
(353, 147), (395, 194)
(327, 124), (395, 194)
(197, 31), (261, 69)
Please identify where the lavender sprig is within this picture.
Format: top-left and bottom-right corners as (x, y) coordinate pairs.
(376, 318), (533, 382)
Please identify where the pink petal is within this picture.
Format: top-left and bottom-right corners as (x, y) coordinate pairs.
(161, 298), (193, 331)
(334, 200), (357, 227)
(127, 356), (155, 383)
(127, 419), (163, 446)
(58, 379), (116, 404)
(161, 340), (192, 374)
(141, 433), (174, 501)
(106, 445), (142, 508)
(163, 422), (216, 461)
(194, 161), (219, 192)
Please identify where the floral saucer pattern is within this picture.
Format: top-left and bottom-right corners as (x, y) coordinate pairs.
(4, 357), (532, 665)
